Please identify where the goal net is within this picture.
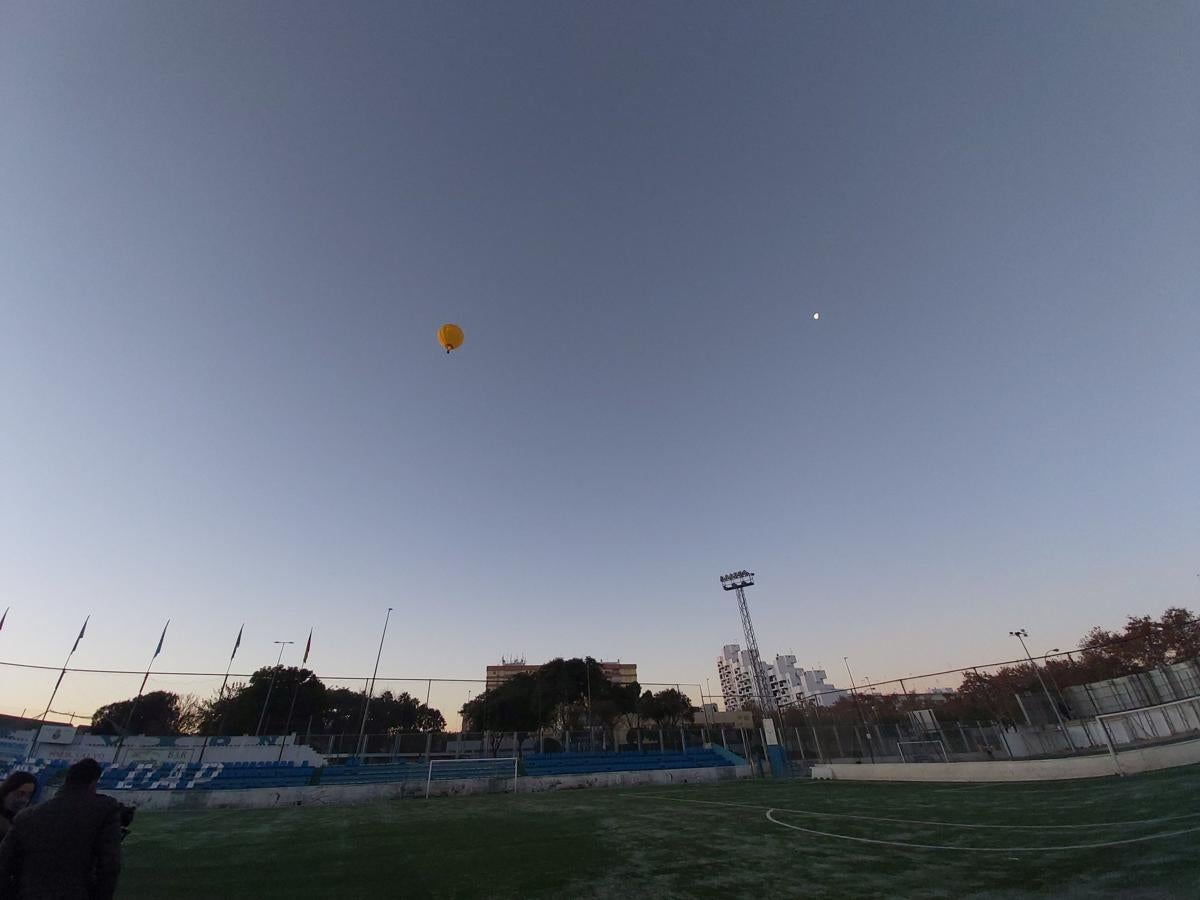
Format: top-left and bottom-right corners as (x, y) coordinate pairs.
(1097, 695), (1200, 773)
(426, 757), (519, 798)
(897, 740), (948, 763)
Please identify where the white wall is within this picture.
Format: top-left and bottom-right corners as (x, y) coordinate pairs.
(810, 736), (1200, 782)
(4, 731), (325, 767)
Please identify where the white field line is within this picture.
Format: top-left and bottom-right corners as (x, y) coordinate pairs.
(622, 792), (1200, 830)
(764, 809), (1200, 852)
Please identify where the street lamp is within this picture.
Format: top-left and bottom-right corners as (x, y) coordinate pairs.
(1009, 629), (1076, 751)
(255, 641), (294, 736)
(1041, 648), (1070, 714)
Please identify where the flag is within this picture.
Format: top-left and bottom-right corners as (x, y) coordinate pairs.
(154, 620), (170, 658)
(302, 629), (312, 665)
(230, 624), (243, 661)
(70, 616), (89, 654)
(0, 607), (7, 632)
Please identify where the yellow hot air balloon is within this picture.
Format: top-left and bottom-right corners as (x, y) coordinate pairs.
(437, 323), (464, 354)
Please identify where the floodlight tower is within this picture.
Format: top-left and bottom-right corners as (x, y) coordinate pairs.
(720, 571), (778, 719)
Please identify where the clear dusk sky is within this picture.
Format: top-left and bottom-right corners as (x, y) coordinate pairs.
(2, 2), (1198, 723)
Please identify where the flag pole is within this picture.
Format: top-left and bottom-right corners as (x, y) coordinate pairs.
(31, 615), (89, 760)
(115, 619), (169, 766)
(199, 624), (243, 766)
(356, 608), (393, 759)
(215, 624), (243, 730)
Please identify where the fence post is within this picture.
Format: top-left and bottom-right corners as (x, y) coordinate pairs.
(679, 725), (686, 751)
(794, 727), (805, 761)
(931, 712), (952, 756)
(720, 727), (727, 749)
(1082, 681), (1102, 717)
(811, 725), (824, 762)
(659, 728), (665, 751)
(993, 722), (1014, 759)
(1078, 716), (1097, 748)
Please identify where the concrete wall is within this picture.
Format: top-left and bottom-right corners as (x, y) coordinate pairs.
(111, 763), (754, 811)
(810, 736), (1200, 782)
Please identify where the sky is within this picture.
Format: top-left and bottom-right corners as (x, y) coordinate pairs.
(2, 2), (1198, 725)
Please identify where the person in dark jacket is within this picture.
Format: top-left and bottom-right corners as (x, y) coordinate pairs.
(0, 758), (122, 900)
(0, 773), (36, 843)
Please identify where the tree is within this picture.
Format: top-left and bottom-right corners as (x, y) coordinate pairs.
(319, 687), (369, 734)
(1079, 607), (1200, 671)
(364, 690), (446, 734)
(458, 658), (640, 752)
(595, 680), (639, 741)
(91, 691), (201, 736)
(934, 606), (1200, 724)
(461, 675), (544, 755)
(197, 667), (328, 736)
(645, 689), (693, 728)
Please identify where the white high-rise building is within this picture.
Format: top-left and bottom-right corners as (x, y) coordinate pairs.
(718, 644), (841, 710)
(768, 654), (841, 708)
(718, 645), (759, 709)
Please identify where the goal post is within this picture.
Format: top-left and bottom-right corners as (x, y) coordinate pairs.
(425, 757), (520, 798)
(897, 740), (948, 763)
(1096, 695), (1200, 776)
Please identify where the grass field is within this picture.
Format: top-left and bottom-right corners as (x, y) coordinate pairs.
(119, 765), (1200, 899)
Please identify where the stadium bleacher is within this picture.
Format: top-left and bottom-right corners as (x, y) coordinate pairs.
(1, 749), (733, 793)
(521, 749), (730, 776)
(97, 760), (316, 791)
(0, 759), (68, 799)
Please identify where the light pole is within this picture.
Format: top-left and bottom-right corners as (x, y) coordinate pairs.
(586, 657), (594, 752)
(1041, 647), (1071, 715)
(255, 641), (294, 736)
(721, 570), (784, 771)
(1010, 629), (1076, 751)
(843, 657), (875, 762)
(356, 607), (393, 758)
(279, 673), (313, 762)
